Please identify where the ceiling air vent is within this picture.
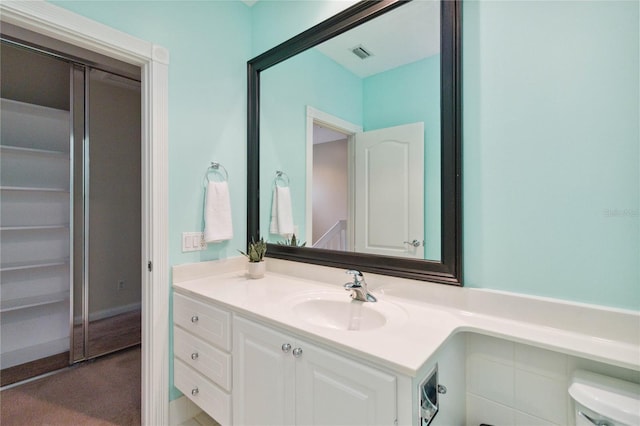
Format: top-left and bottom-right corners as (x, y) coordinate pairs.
(351, 45), (373, 60)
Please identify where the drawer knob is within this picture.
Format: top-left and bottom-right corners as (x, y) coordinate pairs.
(191, 315), (199, 323)
(191, 387), (199, 396)
(281, 343), (292, 353)
(292, 347), (303, 358)
(191, 352), (199, 360)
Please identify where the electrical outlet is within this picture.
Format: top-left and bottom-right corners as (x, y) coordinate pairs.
(196, 234), (207, 250)
(182, 232), (207, 252)
(117, 280), (125, 291)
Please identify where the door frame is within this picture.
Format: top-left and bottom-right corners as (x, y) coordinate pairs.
(0, 2), (170, 425)
(305, 106), (361, 247)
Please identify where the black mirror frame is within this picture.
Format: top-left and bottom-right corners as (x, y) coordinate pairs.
(247, 0), (462, 285)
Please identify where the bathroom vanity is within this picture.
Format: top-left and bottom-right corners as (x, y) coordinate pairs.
(172, 258), (639, 426)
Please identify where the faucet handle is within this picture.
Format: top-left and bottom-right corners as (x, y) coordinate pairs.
(345, 269), (364, 284)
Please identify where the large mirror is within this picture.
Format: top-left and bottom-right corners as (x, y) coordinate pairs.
(248, 0), (462, 284)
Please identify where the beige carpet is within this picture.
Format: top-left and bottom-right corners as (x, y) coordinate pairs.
(0, 346), (141, 426)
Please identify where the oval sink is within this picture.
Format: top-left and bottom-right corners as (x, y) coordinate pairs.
(290, 292), (406, 331)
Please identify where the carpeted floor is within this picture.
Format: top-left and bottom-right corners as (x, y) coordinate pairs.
(0, 346), (141, 426)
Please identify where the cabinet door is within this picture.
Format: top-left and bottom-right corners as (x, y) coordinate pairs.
(233, 316), (295, 426)
(295, 341), (397, 426)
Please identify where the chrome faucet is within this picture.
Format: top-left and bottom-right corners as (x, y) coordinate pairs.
(344, 270), (377, 302)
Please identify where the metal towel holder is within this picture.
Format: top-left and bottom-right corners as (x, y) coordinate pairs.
(204, 162), (229, 186)
(274, 170), (290, 187)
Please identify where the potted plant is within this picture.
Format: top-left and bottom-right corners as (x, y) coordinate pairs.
(238, 237), (267, 279)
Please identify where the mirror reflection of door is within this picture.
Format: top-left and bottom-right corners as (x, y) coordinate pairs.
(354, 122), (424, 259)
(311, 119), (424, 259)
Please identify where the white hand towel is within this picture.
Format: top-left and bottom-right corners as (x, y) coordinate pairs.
(269, 185), (294, 236)
(204, 181), (233, 243)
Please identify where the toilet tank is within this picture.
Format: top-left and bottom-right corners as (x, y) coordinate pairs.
(569, 370), (640, 426)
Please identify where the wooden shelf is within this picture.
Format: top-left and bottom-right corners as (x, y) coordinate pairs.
(0, 259), (68, 272)
(0, 291), (69, 313)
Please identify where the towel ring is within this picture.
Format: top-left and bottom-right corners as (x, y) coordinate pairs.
(204, 162), (229, 186)
(275, 170), (290, 187)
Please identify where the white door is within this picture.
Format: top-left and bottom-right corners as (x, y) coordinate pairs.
(295, 340), (397, 426)
(354, 122), (424, 258)
(233, 316), (295, 426)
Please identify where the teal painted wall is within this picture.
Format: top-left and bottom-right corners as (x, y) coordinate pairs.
(50, 0), (252, 400)
(363, 55), (442, 260)
(463, 0), (639, 309)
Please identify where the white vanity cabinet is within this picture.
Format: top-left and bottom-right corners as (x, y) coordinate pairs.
(173, 292), (232, 426)
(233, 315), (397, 426)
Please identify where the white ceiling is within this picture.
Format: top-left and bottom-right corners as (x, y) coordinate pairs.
(315, 0), (440, 78)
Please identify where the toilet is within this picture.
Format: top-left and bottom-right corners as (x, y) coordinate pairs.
(569, 370), (640, 426)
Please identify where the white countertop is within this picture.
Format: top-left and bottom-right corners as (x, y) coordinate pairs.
(173, 258), (640, 378)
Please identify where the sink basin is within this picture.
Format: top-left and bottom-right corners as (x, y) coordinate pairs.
(290, 292), (406, 331)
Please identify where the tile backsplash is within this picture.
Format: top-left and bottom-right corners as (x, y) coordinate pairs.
(465, 333), (639, 426)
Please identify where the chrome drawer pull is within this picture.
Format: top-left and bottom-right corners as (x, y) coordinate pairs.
(191, 352), (199, 360)
(281, 343), (292, 353)
(292, 347), (303, 358)
(191, 315), (199, 323)
(191, 387), (199, 396)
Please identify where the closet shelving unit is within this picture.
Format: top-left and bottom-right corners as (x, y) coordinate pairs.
(1, 97), (72, 369)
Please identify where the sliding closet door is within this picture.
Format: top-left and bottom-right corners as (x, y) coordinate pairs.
(1, 33), (142, 381)
(85, 68), (142, 358)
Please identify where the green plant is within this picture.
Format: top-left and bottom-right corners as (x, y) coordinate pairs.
(238, 238), (267, 262)
(277, 234), (306, 247)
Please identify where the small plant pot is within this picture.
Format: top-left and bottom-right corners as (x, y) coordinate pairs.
(247, 261), (266, 279)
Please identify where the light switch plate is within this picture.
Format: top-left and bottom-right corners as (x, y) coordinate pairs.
(182, 232), (207, 252)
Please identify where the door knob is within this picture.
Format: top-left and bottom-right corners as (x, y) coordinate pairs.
(281, 343), (292, 353)
(191, 387), (199, 396)
(191, 315), (199, 323)
(292, 347), (303, 358)
(403, 239), (422, 247)
(191, 352), (199, 360)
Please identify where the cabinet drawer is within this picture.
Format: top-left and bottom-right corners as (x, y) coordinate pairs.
(174, 326), (232, 391)
(174, 292), (231, 350)
(174, 358), (231, 426)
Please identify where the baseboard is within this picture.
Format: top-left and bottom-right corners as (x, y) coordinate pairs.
(168, 395), (203, 426)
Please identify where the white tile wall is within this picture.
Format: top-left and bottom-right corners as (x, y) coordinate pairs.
(467, 355), (515, 407)
(467, 393), (514, 425)
(515, 344), (567, 379)
(514, 369), (567, 424)
(515, 410), (556, 426)
(465, 332), (639, 426)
